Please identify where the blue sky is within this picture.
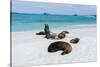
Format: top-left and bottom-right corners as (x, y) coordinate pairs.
(12, 0), (96, 15)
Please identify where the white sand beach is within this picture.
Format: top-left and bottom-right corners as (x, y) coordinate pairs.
(12, 27), (97, 67)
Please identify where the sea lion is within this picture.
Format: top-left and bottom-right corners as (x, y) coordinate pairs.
(48, 41), (72, 55)
(44, 24), (51, 39)
(58, 31), (69, 39)
(70, 38), (80, 44)
(36, 31), (45, 35)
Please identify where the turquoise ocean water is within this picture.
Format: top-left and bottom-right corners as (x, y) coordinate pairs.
(11, 13), (96, 32)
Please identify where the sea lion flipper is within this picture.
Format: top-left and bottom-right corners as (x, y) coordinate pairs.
(61, 48), (72, 55)
(61, 51), (65, 55)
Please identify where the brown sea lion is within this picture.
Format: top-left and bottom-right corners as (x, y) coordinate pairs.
(70, 38), (80, 44)
(48, 41), (72, 55)
(58, 31), (69, 39)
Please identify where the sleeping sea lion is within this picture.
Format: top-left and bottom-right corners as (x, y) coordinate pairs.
(58, 31), (69, 39)
(48, 41), (72, 55)
(70, 38), (80, 44)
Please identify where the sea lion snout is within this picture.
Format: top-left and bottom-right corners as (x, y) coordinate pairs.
(48, 46), (58, 52)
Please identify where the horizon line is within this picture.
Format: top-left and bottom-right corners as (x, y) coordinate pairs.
(11, 12), (96, 16)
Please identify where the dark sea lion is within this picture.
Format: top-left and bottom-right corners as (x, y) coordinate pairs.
(48, 41), (72, 55)
(70, 38), (80, 44)
(36, 31), (45, 35)
(44, 24), (51, 39)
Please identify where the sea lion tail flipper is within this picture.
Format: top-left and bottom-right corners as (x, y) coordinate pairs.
(61, 48), (72, 55)
(61, 51), (69, 55)
(61, 51), (65, 55)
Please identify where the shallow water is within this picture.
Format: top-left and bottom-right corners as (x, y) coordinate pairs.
(11, 13), (96, 32)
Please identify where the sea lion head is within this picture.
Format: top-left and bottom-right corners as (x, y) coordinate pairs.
(44, 24), (48, 26)
(48, 44), (58, 52)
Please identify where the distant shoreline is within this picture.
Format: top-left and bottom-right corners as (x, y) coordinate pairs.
(11, 12), (96, 17)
